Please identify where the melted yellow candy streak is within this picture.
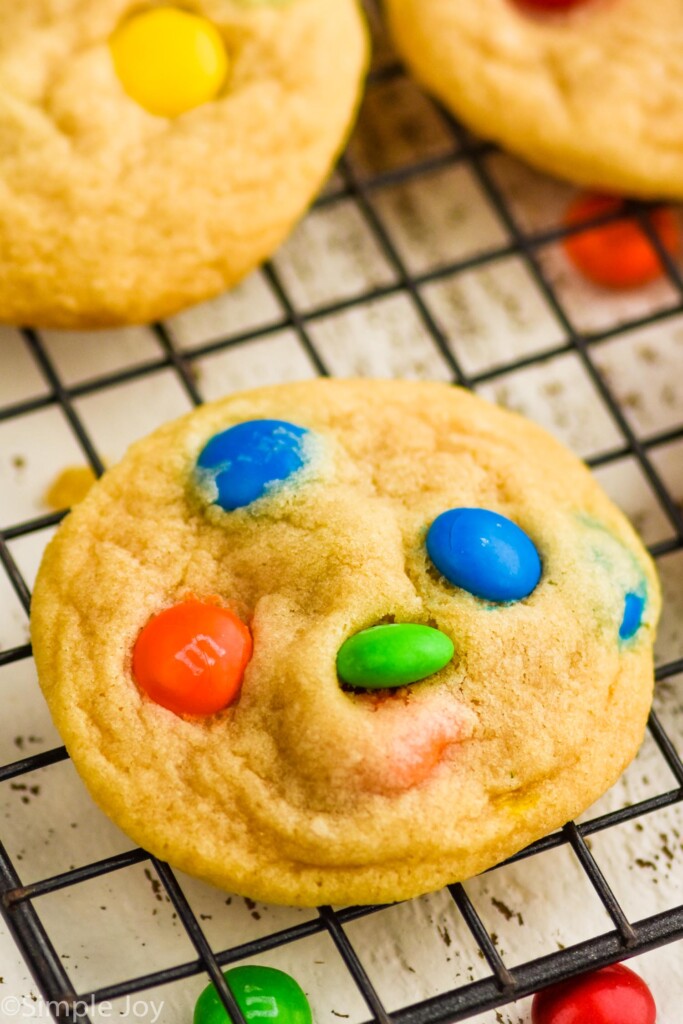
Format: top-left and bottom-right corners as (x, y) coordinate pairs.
(494, 788), (540, 818)
(110, 7), (229, 118)
(43, 466), (98, 511)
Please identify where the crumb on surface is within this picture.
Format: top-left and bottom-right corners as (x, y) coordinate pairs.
(42, 466), (98, 511)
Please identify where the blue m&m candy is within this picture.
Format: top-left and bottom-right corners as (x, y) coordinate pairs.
(426, 508), (542, 603)
(196, 419), (309, 511)
(619, 591), (646, 641)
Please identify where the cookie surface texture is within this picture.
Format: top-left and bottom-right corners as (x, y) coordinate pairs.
(0, 0), (367, 328)
(31, 380), (660, 906)
(385, 0), (683, 198)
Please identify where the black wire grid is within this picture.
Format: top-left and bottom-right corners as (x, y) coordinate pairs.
(2, 33), (683, 1024)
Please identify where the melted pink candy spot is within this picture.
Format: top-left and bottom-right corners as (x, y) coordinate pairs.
(356, 693), (472, 794)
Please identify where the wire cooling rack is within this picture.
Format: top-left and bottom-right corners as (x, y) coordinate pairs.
(1, 8), (683, 1024)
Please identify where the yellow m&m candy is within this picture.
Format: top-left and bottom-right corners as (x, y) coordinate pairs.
(110, 7), (229, 118)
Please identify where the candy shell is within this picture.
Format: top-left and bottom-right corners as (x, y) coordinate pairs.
(337, 623), (454, 689)
(132, 599), (252, 716)
(196, 419), (309, 511)
(427, 507), (541, 603)
(531, 962), (656, 1024)
(563, 194), (679, 290)
(620, 591), (646, 641)
(194, 965), (313, 1024)
(110, 7), (228, 118)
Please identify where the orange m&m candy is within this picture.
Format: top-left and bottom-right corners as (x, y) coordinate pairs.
(563, 193), (680, 289)
(132, 599), (252, 716)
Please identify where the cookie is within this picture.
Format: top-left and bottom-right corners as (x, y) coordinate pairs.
(31, 380), (660, 907)
(385, 0), (683, 199)
(0, 1), (367, 329)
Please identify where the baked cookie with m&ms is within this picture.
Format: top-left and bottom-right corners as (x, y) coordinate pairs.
(31, 380), (660, 906)
(385, 0), (683, 198)
(0, 1), (367, 328)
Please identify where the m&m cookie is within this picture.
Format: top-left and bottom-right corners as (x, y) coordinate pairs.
(31, 380), (660, 906)
(0, 1), (367, 328)
(385, 0), (683, 198)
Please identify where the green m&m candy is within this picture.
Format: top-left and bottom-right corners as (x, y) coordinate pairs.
(337, 623), (454, 689)
(194, 965), (313, 1024)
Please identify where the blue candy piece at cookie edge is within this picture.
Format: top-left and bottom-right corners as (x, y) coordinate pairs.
(197, 419), (309, 511)
(620, 591), (646, 641)
(427, 507), (542, 603)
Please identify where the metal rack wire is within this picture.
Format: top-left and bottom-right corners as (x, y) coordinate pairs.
(1, 28), (683, 1024)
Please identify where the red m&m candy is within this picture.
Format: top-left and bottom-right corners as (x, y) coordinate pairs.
(532, 963), (656, 1024)
(132, 599), (252, 716)
(563, 193), (680, 289)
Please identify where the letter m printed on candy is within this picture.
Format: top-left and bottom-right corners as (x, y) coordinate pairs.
(244, 991), (280, 1020)
(175, 634), (227, 676)
(133, 600), (252, 716)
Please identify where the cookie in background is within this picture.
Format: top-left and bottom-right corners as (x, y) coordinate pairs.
(0, 0), (368, 329)
(385, 0), (683, 200)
